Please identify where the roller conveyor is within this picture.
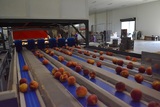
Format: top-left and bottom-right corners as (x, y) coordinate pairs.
(70, 53), (153, 90)
(17, 52), (41, 107)
(50, 48), (160, 102)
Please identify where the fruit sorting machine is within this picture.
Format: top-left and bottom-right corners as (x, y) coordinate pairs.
(1, 37), (160, 107)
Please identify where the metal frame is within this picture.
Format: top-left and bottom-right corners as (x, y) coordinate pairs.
(0, 19), (89, 47)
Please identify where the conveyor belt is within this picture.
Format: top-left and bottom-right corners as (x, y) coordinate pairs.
(37, 57), (98, 107)
(18, 52), (41, 107)
(50, 54), (146, 107)
(71, 54), (153, 89)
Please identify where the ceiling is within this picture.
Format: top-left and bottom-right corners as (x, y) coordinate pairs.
(89, 0), (158, 14)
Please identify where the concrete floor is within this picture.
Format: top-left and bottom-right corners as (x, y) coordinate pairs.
(133, 40), (160, 54)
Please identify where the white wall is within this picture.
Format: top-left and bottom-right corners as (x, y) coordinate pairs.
(0, 0), (89, 19)
(89, 1), (160, 36)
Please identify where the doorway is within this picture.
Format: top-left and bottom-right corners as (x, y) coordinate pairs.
(120, 18), (136, 39)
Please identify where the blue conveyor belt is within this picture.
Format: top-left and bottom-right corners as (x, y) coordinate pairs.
(18, 52), (41, 107)
(37, 57), (97, 107)
(51, 55), (146, 107)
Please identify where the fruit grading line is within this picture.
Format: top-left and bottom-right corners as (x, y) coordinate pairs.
(1, 46), (160, 107)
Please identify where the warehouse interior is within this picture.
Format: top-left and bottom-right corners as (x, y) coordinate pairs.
(0, 0), (160, 107)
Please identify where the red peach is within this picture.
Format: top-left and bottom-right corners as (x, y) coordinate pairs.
(50, 51), (54, 56)
(54, 71), (62, 79)
(66, 61), (72, 67)
(58, 56), (64, 62)
(23, 65), (29, 71)
(75, 65), (82, 72)
(76, 86), (88, 97)
(99, 56), (104, 60)
(132, 57), (137, 62)
(87, 94), (98, 106)
(72, 61), (78, 67)
(94, 50), (97, 53)
(19, 78), (27, 84)
(68, 76), (76, 85)
(115, 82), (126, 92)
(134, 74), (144, 83)
(148, 101), (160, 107)
(96, 62), (102, 67)
(152, 80), (160, 91)
(126, 56), (131, 60)
(92, 54), (97, 58)
(58, 67), (65, 74)
(112, 58), (117, 64)
(42, 59), (49, 65)
(52, 68), (58, 75)
(120, 70), (129, 78)
(89, 72), (96, 79)
(138, 66), (146, 73)
(146, 67), (152, 75)
(29, 80), (39, 90)
(115, 66), (122, 74)
(99, 51), (103, 55)
(117, 60), (124, 66)
(130, 89), (142, 102)
(83, 69), (90, 76)
(127, 63), (133, 69)
(60, 74), (68, 82)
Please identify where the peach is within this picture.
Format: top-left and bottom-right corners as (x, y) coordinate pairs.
(99, 56), (104, 60)
(115, 66), (122, 74)
(42, 59), (49, 65)
(146, 67), (152, 75)
(66, 61), (72, 67)
(29, 81), (39, 90)
(148, 101), (160, 107)
(19, 78), (27, 84)
(54, 71), (62, 79)
(72, 61), (78, 67)
(152, 80), (160, 91)
(50, 51), (54, 56)
(130, 89), (142, 101)
(75, 65), (82, 72)
(99, 51), (103, 55)
(63, 71), (70, 77)
(94, 50), (97, 53)
(19, 83), (28, 93)
(87, 94), (98, 106)
(68, 76), (76, 85)
(76, 86), (88, 97)
(138, 66), (146, 73)
(38, 54), (44, 58)
(132, 57), (137, 62)
(23, 65), (29, 71)
(58, 67), (65, 74)
(68, 52), (72, 56)
(134, 74), (144, 83)
(52, 68), (58, 75)
(115, 82), (126, 92)
(109, 52), (113, 56)
(87, 59), (95, 65)
(83, 69), (90, 76)
(89, 71), (96, 79)
(60, 74), (68, 82)
(117, 60), (124, 66)
(127, 63), (133, 69)
(96, 62), (102, 67)
(45, 50), (50, 54)
(112, 58), (117, 64)
(92, 54), (97, 58)
(120, 70), (129, 78)
(126, 56), (131, 60)
(58, 56), (64, 62)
